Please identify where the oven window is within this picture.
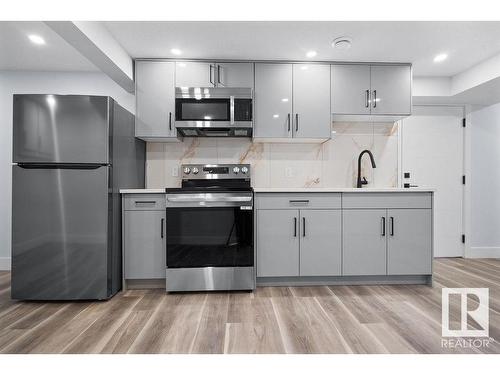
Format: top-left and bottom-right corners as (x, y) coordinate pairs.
(176, 99), (230, 121)
(166, 207), (253, 268)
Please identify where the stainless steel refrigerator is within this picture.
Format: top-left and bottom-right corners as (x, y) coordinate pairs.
(11, 94), (145, 300)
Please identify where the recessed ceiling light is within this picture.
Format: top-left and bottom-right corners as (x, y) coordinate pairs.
(281, 98), (289, 102)
(171, 48), (182, 55)
(332, 36), (352, 50)
(28, 34), (45, 45)
(433, 53), (448, 63)
(306, 50), (317, 58)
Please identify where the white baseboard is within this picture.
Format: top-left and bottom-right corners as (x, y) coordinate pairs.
(0, 257), (11, 271)
(466, 247), (500, 259)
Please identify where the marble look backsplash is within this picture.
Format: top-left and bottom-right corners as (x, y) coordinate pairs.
(146, 122), (399, 189)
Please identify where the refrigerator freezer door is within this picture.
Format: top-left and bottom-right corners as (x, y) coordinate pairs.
(11, 165), (111, 300)
(13, 95), (110, 164)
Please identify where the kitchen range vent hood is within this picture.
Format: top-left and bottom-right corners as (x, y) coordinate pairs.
(175, 87), (253, 138)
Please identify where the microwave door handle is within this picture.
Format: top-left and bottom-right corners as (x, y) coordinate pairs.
(230, 96), (235, 124)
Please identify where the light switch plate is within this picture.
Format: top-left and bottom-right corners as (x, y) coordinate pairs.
(285, 167), (294, 178)
(171, 166), (179, 177)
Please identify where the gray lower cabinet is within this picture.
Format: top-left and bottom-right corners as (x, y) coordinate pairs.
(257, 207), (342, 277)
(387, 209), (432, 275)
(123, 206), (166, 279)
(135, 61), (177, 140)
(300, 210), (342, 276)
(257, 209), (299, 277)
(343, 209), (387, 276)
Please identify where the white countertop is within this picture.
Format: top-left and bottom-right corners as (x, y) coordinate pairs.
(121, 187), (435, 194)
(252, 187), (435, 193)
(120, 188), (165, 194)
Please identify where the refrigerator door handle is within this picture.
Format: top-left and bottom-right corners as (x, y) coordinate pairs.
(16, 163), (107, 170)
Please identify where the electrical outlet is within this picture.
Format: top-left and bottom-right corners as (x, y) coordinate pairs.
(171, 166), (179, 177)
(285, 167), (294, 178)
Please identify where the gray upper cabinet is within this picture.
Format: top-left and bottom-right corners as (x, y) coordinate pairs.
(123, 209), (166, 279)
(175, 61), (253, 88)
(370, 65), (412, 115)
(300, 210), (341, 276)
(343, 209), (387, 276)
(254, 63), (293, 138)
(255, 63), (331, 139)
(331, 63), (411, 118)
(135, 61), (177, 140)
(292, 64), (331, 139)
(257, 209), (299, 277)
(175, 61), (214, 87)
(331, 64), (371, 115)
(216, 62), (254, 88)
(387, 209), (432, 275)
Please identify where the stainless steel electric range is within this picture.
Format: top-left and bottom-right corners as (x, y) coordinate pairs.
(165, 164), (255, 292)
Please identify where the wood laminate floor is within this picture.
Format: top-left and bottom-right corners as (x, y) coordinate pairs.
(0, 258), (499, 354)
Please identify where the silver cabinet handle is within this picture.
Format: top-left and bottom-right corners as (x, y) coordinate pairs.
(209, 64), (214, 85)
(365, 90), (370, 108)
(287, 113), (291, 132)
(169, 111), (172, 131)
(294, 217), (297, 237)
(135, 200), (156, 205)
(295, 113), (299, 132)
(390, 216), (394, 236)
(217, 65), (222, 85)
(381, 217), (386, 236)
(373, 90), (377, 108)
(161, 218), (164, 238)
(289, 199), (309, 205)
(302, 217), (306, 237)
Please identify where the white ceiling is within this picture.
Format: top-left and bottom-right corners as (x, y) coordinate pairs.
(0, 21), (98, 71)
(104, 21), (500, 77)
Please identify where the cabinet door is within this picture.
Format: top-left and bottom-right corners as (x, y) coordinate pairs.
(216, 62), (254, 88)
(300, 210), (342, 276)
(135, 61), (176, 138)
(175, 61), (214, 87)
(343, 209), (387, 276)
(254, 63), (293, 138)
(370, 65), (411, 115)
(257, 210), (299, 277)
(292, 64), (331, 139)
(124, 210), (166, 279)
(387, 209), (432, 275)
(331, 64), (371, 115)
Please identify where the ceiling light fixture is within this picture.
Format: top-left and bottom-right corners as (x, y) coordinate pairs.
(171, 48), (182, 55)
(306, 50), (317, 58)
(433, 53), (448, 63)
(332, 36), (352, 50)
(28, 34), (45, 45)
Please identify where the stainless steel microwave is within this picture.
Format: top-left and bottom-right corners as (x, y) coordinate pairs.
(175, 87), (253, 137)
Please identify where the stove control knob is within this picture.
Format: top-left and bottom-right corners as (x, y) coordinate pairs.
(232, 167), (240, 174)
(192, 167), (199, 174)
(241, 166), (249, 174)
(183, 167), (191, 175)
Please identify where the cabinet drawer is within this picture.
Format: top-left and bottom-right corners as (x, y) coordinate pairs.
(123, 194), (165, 211)
(255, 193), (341, 209)
(342, 193), (432, 209)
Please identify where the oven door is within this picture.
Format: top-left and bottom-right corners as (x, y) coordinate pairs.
(165, 193), (254, 269)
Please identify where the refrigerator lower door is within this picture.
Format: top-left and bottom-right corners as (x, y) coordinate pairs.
(12, 165), (111, 300)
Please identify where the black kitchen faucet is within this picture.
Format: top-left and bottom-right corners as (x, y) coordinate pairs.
(357, 149), (377, 188)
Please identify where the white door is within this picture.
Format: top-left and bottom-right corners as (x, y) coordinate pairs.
(401, 106), (464, 257)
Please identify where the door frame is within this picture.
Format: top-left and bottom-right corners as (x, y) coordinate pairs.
(398, 104), (467, 258)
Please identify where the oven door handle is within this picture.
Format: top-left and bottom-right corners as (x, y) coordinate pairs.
(167, 196), (253, 203)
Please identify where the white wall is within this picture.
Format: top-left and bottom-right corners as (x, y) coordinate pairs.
(470, 102), (500, 257)
(0, 70), (135, 270)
